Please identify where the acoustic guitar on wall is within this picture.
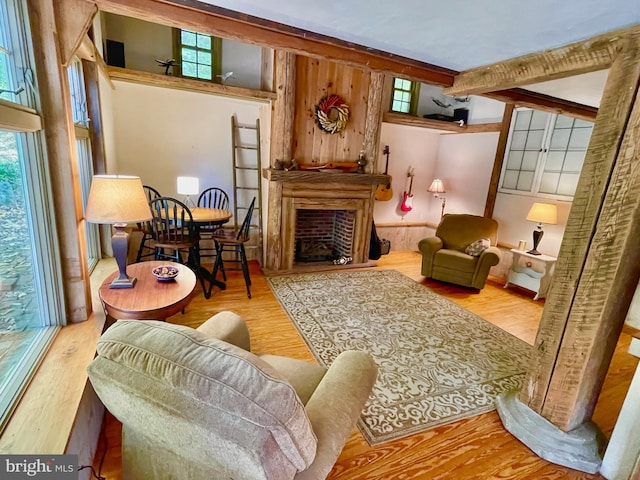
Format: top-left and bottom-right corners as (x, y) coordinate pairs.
(375, 145), (393, 201)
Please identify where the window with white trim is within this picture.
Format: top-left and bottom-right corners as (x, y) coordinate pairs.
(0, 0), (62, 432)
(499, 108), (593, 199)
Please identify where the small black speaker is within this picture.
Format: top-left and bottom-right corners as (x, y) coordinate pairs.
(105, 39), (125, 68)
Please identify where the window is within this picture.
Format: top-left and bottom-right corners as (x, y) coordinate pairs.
(390, 78), (420, 114)
(176, 29), (221, 82)
(499, 108), (593, 199)
(0, 0), (62, 432)
(68, 59), (100, 271)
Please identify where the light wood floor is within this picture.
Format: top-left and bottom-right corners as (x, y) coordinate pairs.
(92, 251), (638, 479)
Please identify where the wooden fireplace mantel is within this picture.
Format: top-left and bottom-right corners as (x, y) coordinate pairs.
(264, 168), (382, 272)
(263, 168), (390, 185)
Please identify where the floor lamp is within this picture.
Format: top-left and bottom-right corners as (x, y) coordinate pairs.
(525, 202), (558, 255)
(428, 179), (447, 218)
(85, 175), (152, 288)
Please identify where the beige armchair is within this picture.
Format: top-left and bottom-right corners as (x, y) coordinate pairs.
(418, 213), (501, 290)
(87, 312), (377, 480)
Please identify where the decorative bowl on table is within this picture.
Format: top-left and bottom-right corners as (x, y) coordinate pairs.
(151, 265), (179, 281)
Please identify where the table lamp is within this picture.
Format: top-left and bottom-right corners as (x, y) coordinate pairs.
(525, 202), (558, 255)
(428, 179), (447, 218)
(85, 175), (152, 288)
(177, 176), (199, 207)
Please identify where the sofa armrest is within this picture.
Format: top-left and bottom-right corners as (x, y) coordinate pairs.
(418, 236), (443, 255)
(196, 311), (251, 351)
(295, 351), (377, 480)
(418, 237), (443, 277)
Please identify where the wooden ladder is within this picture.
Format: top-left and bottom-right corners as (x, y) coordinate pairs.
(231, 115), (263, 265)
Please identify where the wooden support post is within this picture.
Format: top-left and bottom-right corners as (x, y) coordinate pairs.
(484, 103), (514, 218)
(53, 0), (97, 66)
(265, 50), (295, 271)
(363, 71), (385, 174)
(28, 0), (91, 322)
(82, 59), (107, 175)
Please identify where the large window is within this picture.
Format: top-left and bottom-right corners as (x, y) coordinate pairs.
(0, 0), (62, 431)
(390, 78), (420, 114)
(176, 29), (221, 82)
(68, 59), (99, 271)
(499, 108), (593, 199)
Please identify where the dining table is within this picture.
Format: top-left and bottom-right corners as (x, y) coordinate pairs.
(186, 207), (233, 296)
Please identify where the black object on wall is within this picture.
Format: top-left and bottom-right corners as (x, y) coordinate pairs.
(105, 39), (125, 68)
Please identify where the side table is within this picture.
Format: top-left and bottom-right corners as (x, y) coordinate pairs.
(99, 261), (196, 324)
(504, 248), (557, 300)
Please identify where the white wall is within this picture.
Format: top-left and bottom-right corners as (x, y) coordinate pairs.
(493, 193), (571, 257)
(110, 81), (268, 215)
(417, 84), (505, 123)
(374, 122), (440, 224)
(436, 132), (499, 218)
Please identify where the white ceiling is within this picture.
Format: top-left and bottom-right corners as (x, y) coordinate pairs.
(197, 0), (639, 107)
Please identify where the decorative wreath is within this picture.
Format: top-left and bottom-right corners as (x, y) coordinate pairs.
(315, 94), (350, 134)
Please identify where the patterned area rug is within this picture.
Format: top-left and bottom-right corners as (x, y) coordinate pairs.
(267, 269), (532, 445)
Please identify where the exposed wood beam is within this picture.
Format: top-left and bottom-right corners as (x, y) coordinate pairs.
(75, 34), (96, 62)
(444, 26), (640, 97)
(107, 66), (276, 102)
(53, 0), (97, 66)
(92, 0), (455, 86)
(519, 34), (640, 430)
(364, 72), (385, 173)
(383, 112), (502, 133)
(484, 104), (514, 218)
(28, 0), (91, 322)
(484, 89), (598, 121)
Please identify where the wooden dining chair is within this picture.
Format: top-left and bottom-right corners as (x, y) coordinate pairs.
(135, 185), (162, 262)
(211, 197), (255, 298)
(197, 187), (230, 263)
(148, 196), (201, 272)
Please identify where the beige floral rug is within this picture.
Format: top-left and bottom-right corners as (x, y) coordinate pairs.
(267, 269), (532, 445)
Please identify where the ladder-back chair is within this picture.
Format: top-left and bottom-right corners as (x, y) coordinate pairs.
(211, 197), (255, 298)
(135, 185), (162, 262)
(197, 187), (230, 263)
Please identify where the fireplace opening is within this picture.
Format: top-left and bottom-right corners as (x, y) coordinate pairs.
(295, 209), (355, 263)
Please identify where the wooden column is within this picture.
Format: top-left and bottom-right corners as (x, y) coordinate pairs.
(28, 0), (91, 322)
(484, 103), (514, 218)
(82, 59), (107, 175)
(363, 71), (385, 174)
(524, 35), (640, 430)
(265, 50), (295, 271)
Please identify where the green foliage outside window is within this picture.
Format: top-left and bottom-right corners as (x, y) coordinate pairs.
(177, 29), (221, 82)
(391, 78), (420, 115)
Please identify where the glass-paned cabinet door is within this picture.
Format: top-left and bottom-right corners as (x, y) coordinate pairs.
(538, 116), (593, 197)
(502, 109), (550, 192)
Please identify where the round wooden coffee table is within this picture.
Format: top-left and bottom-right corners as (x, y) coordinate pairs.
(99, 261), (196, 322)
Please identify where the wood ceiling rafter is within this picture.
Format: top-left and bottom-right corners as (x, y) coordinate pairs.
(445, 25), (640, 97)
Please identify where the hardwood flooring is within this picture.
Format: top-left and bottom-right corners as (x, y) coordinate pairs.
(92, 251), (638, 479)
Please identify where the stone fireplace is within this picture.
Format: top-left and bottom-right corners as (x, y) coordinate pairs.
(263, 169), (389, 272)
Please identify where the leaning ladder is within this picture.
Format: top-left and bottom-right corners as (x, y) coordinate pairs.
(231, 115), (263, 265)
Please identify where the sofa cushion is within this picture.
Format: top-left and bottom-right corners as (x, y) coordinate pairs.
(434, 249), (478, 273)
(465, 238), (490, 257)
(92, 320), (317, 471)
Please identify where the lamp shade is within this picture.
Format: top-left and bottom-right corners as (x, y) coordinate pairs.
(427, 179), (446, 194)
(85, 175), (152, 224)
(526, 203), (558, 225)
(177, 176), (199, 195)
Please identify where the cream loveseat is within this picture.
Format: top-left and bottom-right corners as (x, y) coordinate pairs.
(87, 312), (378, 480)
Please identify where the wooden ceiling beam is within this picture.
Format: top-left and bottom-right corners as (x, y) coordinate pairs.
(444, 26), (640, 97)
(92, 0), (455, 86)
(484, 88), (598, 121)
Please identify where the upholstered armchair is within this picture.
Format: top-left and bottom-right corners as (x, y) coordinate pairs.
(418, 213), (502, 290)
(87, 312), (378, 480)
